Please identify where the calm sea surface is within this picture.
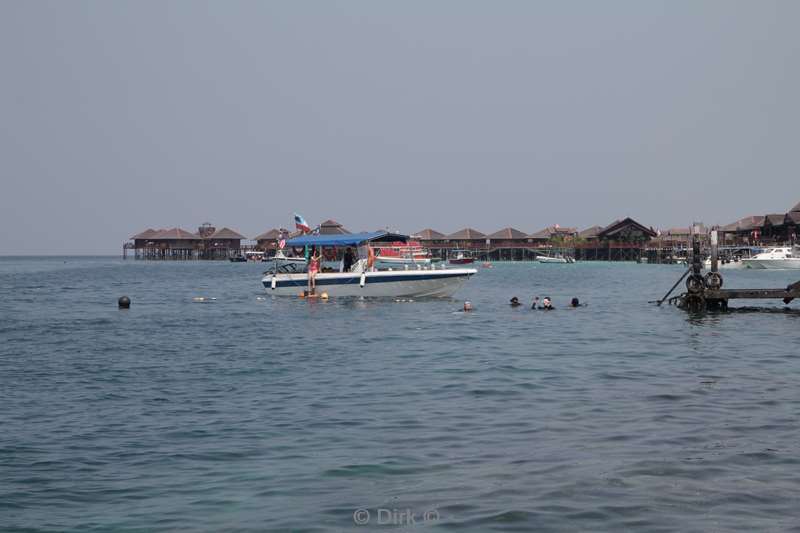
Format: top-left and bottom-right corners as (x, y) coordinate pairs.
(2, 257), (800, 532)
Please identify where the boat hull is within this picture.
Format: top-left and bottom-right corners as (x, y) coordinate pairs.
(262, 268), (476, 297)
(448, 258), (475, 265)
(743, 259), (800, 269)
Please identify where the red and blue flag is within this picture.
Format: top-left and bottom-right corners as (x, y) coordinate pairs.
(294, 213), (311, 234)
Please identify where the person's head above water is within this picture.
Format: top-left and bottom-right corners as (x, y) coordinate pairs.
(463, 301), (473, 311)
(510, 297), (520, 306)
(571, 297), (580, 307)
(542, 297), (553, 309)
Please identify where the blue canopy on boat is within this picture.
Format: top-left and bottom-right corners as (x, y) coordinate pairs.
(285, 231), (407, 247)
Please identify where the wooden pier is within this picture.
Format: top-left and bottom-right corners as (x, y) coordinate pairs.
(664, 230), (800, 311)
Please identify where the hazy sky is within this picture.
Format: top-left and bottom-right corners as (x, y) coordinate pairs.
(1, 1), (798, 254)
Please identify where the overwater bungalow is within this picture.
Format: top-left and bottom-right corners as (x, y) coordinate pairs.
(204, 227), (246, 259)
(319, 219), (351, 235)
(528, 226), (577, 244)
(578, 226), (603, 242)
(443, 228), (487, 258)
(127, 224), (245, 260)
(485, 227), (529, 261)
(254, 229), (282, 251)
(574, 217), (656, 261)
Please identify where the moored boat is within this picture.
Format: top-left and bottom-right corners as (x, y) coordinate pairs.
(742, 246), (800, 269)
(448, 250), (475, 265)
(536, 252), (573, 263)
(262, 231), (476, 297)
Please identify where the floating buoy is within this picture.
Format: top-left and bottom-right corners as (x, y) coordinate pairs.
(360, 273), (366, 287)
(118, 296), (130, 309)
(320, 292), (329, 300)
(271, 276), (277, 290)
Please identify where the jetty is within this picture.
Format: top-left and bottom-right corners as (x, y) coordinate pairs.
(661, 229), (800, 311)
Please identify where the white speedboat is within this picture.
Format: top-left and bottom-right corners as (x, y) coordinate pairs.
(263, 263), (475, 297)
(262, 231), (476, 297)
(537, 253), (572, 263)
(742, 247), (800, 269)
(703, 257), (747, 270)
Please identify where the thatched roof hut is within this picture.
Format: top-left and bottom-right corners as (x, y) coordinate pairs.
(208, 227), (246, 240)
(529, 226), (577, 241)
(487, 227), (528, 240)
(153, 228), (201, 240)
(131, 228), (160, 240)
(319, 219), (351, 235)
(721, 216), (764, 233)
(254, 228), (282, 241)
(414, 228), (447, 240)
(764, 213), (786, 225)
(578, 226), (604, 240)
(597, 218), (656, 241)
(446, 228), (486, 240)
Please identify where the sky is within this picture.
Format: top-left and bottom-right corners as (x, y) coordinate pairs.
(1, 1), (798, 254)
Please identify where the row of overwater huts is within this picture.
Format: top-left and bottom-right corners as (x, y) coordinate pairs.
(125, 200), (800, 261)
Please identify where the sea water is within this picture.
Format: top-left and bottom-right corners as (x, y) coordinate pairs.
(1, 257), (799, 531)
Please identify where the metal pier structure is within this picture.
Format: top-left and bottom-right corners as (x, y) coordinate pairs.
(658, 229), (800, 311)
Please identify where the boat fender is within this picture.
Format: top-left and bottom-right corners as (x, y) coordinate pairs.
(360, 273), (366, 287)
(271, 276), (277, 290)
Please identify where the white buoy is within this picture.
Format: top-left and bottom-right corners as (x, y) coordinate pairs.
(360, 273), (366, 287)
(271, 276), (277, 290)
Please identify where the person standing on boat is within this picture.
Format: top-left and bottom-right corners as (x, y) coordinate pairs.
(343, 247), (355, 272)
(308, 246), (321, 294)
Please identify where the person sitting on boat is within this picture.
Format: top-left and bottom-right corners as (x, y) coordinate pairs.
(308, 246), (321, 294)
(343, 247), (355, 272)
(510, 296), (521, 307)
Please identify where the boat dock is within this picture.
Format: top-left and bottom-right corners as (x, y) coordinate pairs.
(662, 230), (800, 311)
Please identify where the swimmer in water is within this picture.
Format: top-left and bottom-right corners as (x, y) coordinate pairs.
(541, 297), (554, 310)
(570, 297), (585, 308)
(531, 296), (540, 309)
(463, 301), (473, 312)
(510, 296), (521, 307)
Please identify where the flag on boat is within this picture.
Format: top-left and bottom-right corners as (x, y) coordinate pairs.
(278, 238), (286, 249)
(294, 213), (311, 233)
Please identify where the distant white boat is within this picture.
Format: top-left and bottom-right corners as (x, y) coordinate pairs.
(536, 253), (573, 264)
(703, 257), (747, 270)
(742, 246), (800, 269)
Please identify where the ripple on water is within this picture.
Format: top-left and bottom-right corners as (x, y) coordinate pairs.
(2, 259), (800, 531)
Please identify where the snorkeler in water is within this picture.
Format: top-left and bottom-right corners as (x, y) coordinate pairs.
(570, 297), (586, 308)
(510, 297), (521, 307)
